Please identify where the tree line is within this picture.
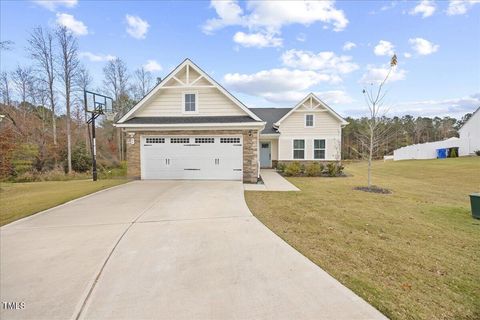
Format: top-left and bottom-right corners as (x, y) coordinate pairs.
(0, 27), (156, 180)
(342, 113), (472, 160)
(0, 27), (476, 180)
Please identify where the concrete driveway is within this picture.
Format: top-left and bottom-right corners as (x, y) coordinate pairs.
(1, 181), (386, 320)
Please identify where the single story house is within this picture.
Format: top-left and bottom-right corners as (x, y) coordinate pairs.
(115, 59), (347, 182)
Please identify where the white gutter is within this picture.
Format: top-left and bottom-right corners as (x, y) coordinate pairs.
(114, 121), (266, 129)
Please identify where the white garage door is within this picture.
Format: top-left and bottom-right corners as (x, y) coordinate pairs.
(141, 136), (243, 180)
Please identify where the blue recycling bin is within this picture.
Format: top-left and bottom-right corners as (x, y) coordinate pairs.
(436, 148), (447, 159)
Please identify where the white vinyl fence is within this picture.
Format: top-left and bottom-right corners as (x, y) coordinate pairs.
(393, 137), (461, 161)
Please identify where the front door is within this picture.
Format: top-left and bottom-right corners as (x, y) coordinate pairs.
(260, 142), (271, 168)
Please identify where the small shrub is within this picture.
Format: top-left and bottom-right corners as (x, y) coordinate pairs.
(284, 161), (301, 176)
(73, 143), (91, 172)
(305, 162), (322, 177)
(448, 147), (458, 158)
(276, 163), (286, 172)
(12, 143), (39, 176)
(299, 164), (306, 174)
(475, 150), (480, 156)
(326, 162), (345, 177)
(13, 171), (39, 182)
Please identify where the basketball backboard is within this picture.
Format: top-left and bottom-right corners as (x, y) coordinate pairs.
(85, 90), (113, 114)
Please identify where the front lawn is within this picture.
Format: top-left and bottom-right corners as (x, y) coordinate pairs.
(246, 157), (480, 320)
(0, 179), (129, 226)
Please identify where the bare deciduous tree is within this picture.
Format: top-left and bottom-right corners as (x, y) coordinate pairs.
(75, 66), (93, 149)
(11, 66), (34, 105)
(28, 26), (58, 145)
(358, 54), (397, 189)
(0, 71), (11, 105)
(132, 67), (153, 101)
(0, 40), (14, 51)
(103, 57), (129, 113)
(56, 26), (79, 174)
(103, 57), (130, 161)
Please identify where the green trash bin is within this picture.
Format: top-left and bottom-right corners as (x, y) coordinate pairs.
(470, 193), (480, 219)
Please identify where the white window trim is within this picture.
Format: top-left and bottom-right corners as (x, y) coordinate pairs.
(293, 139), (305, 160)
(182, 91), (199, 114)
(305, 114), (315, 128)
(313, 139), (326, 160)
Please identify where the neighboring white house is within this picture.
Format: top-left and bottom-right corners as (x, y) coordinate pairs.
(115, 59), (347, 182)
(459, 107), (480, 156)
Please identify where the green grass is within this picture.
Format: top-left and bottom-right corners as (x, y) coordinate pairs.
(246, 157), (480, 320)
(0, 179), (129, 226)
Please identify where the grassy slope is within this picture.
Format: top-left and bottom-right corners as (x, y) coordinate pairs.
(0, 179), (128, 226)
(246, 157), (480, 320)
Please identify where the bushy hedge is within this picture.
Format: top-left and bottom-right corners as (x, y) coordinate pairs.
(277, 161), (344, 177)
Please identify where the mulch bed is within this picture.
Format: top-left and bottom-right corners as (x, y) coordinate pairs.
(354, 185), (392, 194)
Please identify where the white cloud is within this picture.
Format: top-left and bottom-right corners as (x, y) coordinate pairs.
(79, 52), (116, 62)
(203, 0), (244, 34)
(296, 33), (307, 42)
(281, 49), (359, 75)
(390, 94), (480, 117)
(233, 31), (282, 48)
(409, 37), (439, 55)
(342, 41), (356, 51)
(446, 0), (480, 15)
(56, 13), (88, 36)
(125, 14), (150, 39)
(33, 0), (77, 11)
(404, 52), (412, 58)
(143, 59), (162, 72)
(374, 40), (395, 56)
(224, 68), (339, 103)
(360, 65), (406, 84)
(409, 0), (436, 18)
(317, 90), (354, 105)
(203, 0), (349, 44)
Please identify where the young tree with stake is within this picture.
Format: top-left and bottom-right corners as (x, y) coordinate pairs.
(360, 54), (397, 189)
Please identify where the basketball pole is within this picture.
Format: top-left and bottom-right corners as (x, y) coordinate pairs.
(92, 113), (97, 181)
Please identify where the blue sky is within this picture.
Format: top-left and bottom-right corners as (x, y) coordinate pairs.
(1, 0), (479, 118)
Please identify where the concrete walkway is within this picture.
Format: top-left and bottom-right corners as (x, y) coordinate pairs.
(1, 181), (385, 320)
(245, 169), (300, 191)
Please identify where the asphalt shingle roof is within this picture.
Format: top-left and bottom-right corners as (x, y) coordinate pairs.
(250, 108), (292, 134)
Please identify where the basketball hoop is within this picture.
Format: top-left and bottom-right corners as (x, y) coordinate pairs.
(105, 112), (116, 121)
(84, 90), (114, 182)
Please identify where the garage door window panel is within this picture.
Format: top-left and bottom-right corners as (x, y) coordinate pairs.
(195, 137), (215, 143)
(145, 137), (165, 144)
(171, 138), (190, 144)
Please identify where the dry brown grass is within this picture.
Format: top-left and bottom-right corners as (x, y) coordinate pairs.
(0, 179), (128, 226)
(246, 157), (480, 320)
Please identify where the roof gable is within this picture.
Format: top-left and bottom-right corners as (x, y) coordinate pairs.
(274, 93), (348, 126)
(117, 59), (262, 123)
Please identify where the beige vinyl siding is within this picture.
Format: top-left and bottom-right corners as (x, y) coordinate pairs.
(277, 109), (342, 161)
(134, 87), (247, 117)
(278, 136), (341, 161)
(278, 110), (340, 135)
